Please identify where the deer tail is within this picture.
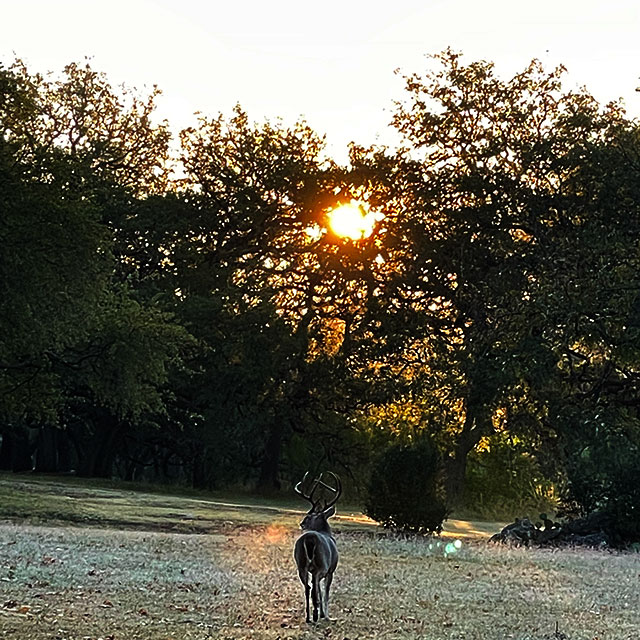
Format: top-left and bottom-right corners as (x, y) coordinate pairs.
(303, 534), (315, 563)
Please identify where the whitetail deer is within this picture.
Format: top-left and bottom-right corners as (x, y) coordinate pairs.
(293, 471), (342, 623)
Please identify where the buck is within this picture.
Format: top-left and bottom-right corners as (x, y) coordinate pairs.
(293, 471), (342, 623)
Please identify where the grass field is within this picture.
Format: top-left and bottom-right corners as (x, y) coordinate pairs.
(1, 475), (639, 639)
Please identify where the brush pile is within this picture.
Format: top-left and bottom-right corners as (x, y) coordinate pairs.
(490, 512), (612, 548)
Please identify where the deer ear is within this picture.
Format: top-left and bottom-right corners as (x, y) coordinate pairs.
(323, 505), (336, 519)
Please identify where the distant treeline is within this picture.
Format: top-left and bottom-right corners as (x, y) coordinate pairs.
(2, 52), (640, 528)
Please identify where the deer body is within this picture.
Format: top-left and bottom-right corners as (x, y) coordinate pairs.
(293, 473), (341, 623)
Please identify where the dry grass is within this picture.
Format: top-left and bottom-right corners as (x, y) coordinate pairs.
(1, 476), (639, 639)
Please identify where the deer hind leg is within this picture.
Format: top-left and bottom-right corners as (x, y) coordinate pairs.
(298, 569), (311, 623)
(311, 574), (321, 622)
(322, 572), (334, 619)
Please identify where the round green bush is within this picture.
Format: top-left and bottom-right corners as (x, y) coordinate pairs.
(364, 436), (449, 535)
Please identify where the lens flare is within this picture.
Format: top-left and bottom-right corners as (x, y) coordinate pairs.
(444, 539), (462, 556)
(264, 524), (288, 544)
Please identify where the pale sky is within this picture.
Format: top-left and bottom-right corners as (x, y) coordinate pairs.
(2, 0), (639, 161)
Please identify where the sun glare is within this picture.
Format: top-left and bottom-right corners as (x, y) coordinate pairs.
(327, 201), (380, 240)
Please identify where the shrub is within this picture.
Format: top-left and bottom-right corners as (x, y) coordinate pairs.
(562, 427), (640, 543)
(364, 436), (448, 534)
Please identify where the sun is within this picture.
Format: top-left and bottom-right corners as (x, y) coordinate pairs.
(327, 201), (379, 240)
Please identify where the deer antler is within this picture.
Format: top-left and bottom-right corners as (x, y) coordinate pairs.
(319, 471), (342, 510)
(294, 471), (321, 508)
(295, 471), (341, 511)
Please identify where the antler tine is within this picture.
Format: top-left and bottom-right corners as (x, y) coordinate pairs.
(295, 471), (322, 508)
(320, 471), (342, 509)
(294, 471), (311, 499)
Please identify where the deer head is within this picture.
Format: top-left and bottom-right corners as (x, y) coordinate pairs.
(295, 471), (342, 534)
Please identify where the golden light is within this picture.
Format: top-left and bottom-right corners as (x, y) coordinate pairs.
(327, 200), (379, 240)
(305, 223), (324, 241)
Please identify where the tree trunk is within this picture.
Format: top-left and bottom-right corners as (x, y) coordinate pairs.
(0, 432), (13, 471)
(258, 421), (283, 491)
(34, 425), (58, 473)
(92, 416), (120, 478)
(74, 410), (120, 478)
(2, 425), (36, 472)
(444, 407), (489, 507)
(56, 429), (73, 473)
(191, 446), (208, 489)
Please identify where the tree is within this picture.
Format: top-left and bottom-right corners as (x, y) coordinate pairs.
(0, 65), (110, 420)
(532, 116), (640, 536)
(356, 50), (637, 505)
(161, 106), (417, 489)
(0, 60), (189, 474)
(4, 59), (170, 195)
(166, 108), (364, 488)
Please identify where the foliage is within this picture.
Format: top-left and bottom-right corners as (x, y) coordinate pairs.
(0, 59), (189, 476)
(353, 49), (640, 511)
(0, 136), (105, 418)
(464, 432), (557, 519)
(524, 107), (640, 537)
(3, 59), (171, 194)
(168, 106), (406, 488)
(561, 418), (640, 542)
(365, 436), (448, 534)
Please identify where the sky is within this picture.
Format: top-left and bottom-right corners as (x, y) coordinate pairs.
(2, 0), (639, 162)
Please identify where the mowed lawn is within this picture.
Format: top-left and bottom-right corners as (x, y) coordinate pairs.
(1, 476), (639, 640)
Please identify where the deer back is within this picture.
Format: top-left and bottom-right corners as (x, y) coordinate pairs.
(294, 505), (339, 573)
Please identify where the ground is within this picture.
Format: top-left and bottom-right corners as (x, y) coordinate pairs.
(1, 475), (639, 639)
